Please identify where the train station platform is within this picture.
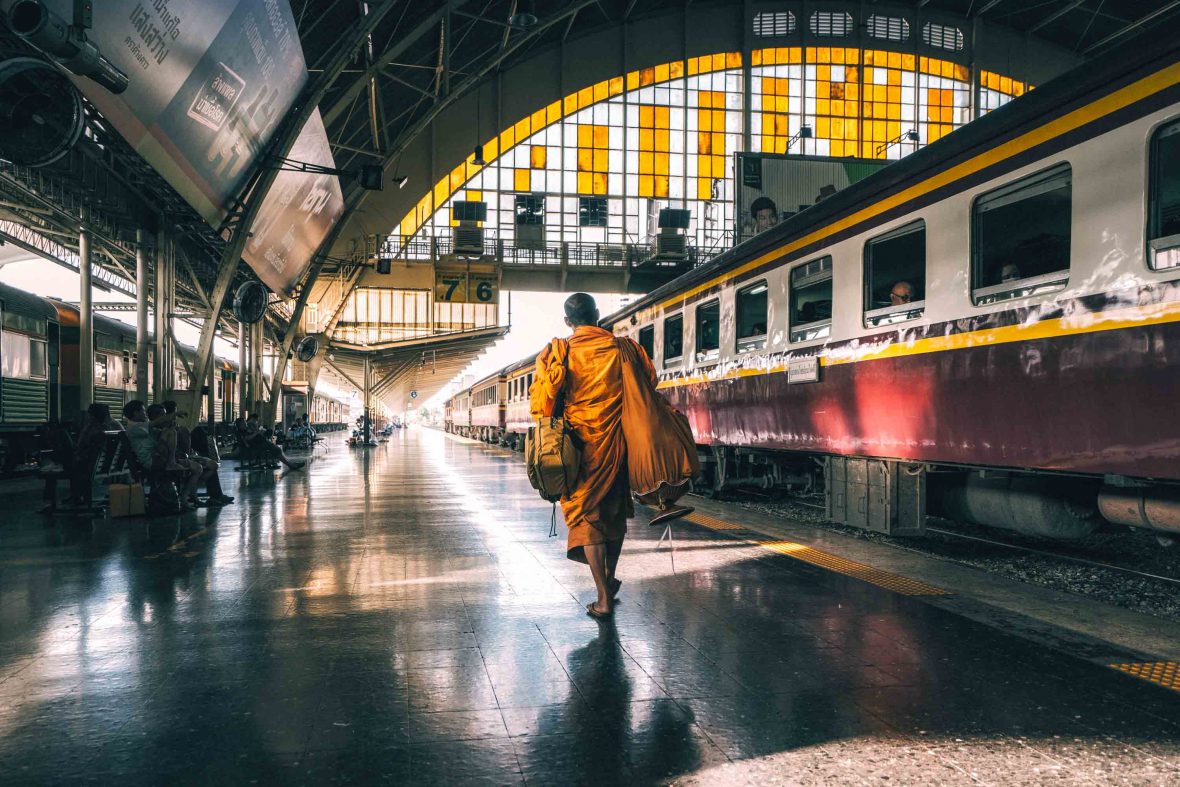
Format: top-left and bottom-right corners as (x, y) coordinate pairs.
(1, 430), (1178, 785)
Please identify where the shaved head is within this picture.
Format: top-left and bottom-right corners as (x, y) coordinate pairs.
(564, 292), (599, 327)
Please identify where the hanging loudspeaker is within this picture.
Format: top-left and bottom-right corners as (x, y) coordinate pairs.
(0, 57), (84, 167)
(232, 281), (269, 324)
(296, 335), (320, 363)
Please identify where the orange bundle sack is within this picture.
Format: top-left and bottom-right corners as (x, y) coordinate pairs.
(616, 338), (700, 507)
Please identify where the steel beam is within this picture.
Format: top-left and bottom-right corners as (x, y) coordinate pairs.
(185, 2), (401, 424)
(238, 321), (248, 416)
(263, 260), (324, 428)
(78, 217), (93, 414)
(135, 228), (150, 400)
(1082, 0), (1180, 54)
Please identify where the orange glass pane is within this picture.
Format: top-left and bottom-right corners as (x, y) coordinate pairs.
(593, 172), (607, 195)
(670, 61), (684, 79)
(817, 99), (830, 115)
(698, 131), (712, 155)
(817, 117), (831, 138)
(593, 80), (608, 103)
(577, 149), (593, 172)
(627, 70), (640, 90)
(530, 145), (547, 169)
(654, 176), (668, 198)
(639, 105), (654, 127)
(640, 67), (655, 86)
(577, 124), (593, 148)
(687, 57), (700, 76)
(609, 76), (623, 96)
(593, 149), (608, 172)
(577, 172), (593, 194)
(467, 190), (481, 202)
(655, 152), (670, 174)
(774, 114), (789, 137)
(514, 169), (530, 192)
(726, 52), (741, 69)
(531, 108), (547, 132)
(564, 94), (578, 115)
(656, 106), (670, 128)
(698, 178), (712, 201)
(546, 101), (562, 124)
(499, 127), (515, 151)
(639, 129), (654, 151)
(593, 125), (609, 148)
(751, 49), (764, 66)
(655, 63), (670, 83)
(638, 175), (653, 197)
(515, 117), (530, 139)
(639, 152), (654, 174)
(833, 99), (845, 117)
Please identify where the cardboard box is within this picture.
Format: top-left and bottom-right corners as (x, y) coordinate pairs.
(109, 483), (146, 518)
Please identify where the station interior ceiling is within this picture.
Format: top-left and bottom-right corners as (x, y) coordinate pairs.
(1, 1), (1178, 413)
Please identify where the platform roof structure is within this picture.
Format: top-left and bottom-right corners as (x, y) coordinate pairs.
(0, 1), (1178, 414)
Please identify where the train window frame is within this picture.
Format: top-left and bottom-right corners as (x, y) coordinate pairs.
(1148, 119), (1180, 271)
(789, 256), (833, 343)
(863, 220), (927, 327)
(29, 337), (48, 380)
(94, 353), (109, 387)
(663, 313), (684, 368)
(695, 299), (722, 364)
(735, 280), (768, 353)
(637, 325), (655, 360)
(971, 163), (1072, 305)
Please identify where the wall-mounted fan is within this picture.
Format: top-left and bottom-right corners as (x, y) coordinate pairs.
(0, 57), (84, 167)
(296, 335), (320, 363)
(232, 281), (269, 324)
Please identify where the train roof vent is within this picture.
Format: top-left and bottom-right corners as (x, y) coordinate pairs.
(922, 22), (965, 52)
(809, 11), (853, 38)
(866, 15), (909, 42)
(753, 11), (796, 38)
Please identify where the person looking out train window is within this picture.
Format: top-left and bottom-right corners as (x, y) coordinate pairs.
(750, 196), (779, 234)
(890, 281), (915, 305)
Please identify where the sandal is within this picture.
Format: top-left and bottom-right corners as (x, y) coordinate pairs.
(586, 602), (613, 619)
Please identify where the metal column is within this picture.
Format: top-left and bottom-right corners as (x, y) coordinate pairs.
(78, 215), (94, 414)
(237, 321), (248, 417)
(363, 355), (372, 442)
(135, 228), (150, 401)
(153, 234), (174, 398)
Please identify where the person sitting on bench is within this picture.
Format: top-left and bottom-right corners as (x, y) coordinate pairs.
(125, 400), (200, 511)
(243, 412), (305, 471)
(161, 400), (234, 506)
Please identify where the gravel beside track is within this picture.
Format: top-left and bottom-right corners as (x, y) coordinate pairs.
(719, 493), (1180, 623)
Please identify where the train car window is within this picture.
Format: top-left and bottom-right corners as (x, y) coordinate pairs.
(790, 257), (833, 342)
(1149, 120), (1180, 271)
(663, 314), (684, 367)
(29, 338), (47, 380)
(637, 325), (655, 360)
(863, 221), (926, 326)
(695, 300), (721, 363)
(972, 163), (1071, 304)
(0, 332), (30, 378)
(736, 281), (768, 352)
(94, 354), (109, 387)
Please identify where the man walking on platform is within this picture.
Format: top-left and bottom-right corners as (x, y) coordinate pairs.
(530, 293), (699, 619)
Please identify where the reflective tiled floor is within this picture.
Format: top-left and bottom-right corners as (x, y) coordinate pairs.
(1, 429), (1178, 785)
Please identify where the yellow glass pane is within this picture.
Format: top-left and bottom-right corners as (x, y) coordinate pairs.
(639, 129), (654, 151)
(434, 180), (448, 207)
(726, 51), (742, 69)
(817, 117), (831, 138)
(449, 166), (464, 191)
(593, 149), (608, 172)
(640, 67), (655, 86)
(483, 138), (499, 161)
(593, 125), (609, 148)
(698, 155), (710, 178)
(699, 111), (713, 132)
(499, 127), (515, 150)
(576, 86), (592, 108)
(655, 152), (669, 174)
(752, 49), (764, 66)
(670, 61), (684, 79)
(817, 99), (830, 115)
(593, 80), (608, 103)
(714, 109), (727, 128)
(687, 57), (700, 76)
(638, 175), (653, 197)
(578, 125), (593, 147)
(832, 118), (844, 138)
(515, 117), (530, 139)
(698, 178), (712, 201)
(888, 85), (901, 103)
(530, 145), (547, 169)
(654, 175), (668, 198)
(902, 53), (915, 70)
(834, 99), (846, 117)
(609, 76), (624, 96)
(639, 105), (654, 128)
(888, 103), (901, 121)
(626, 70), (640, 90)
(639, 151), (653, 173)
(774, 114), (789, 137)
(656, 129), (670, 151)
(941, 107), (953, 123)
(698, 131), (711, 155)
(577, 172), (592, 194)
(845, 83), (859, 102)
(1000, 76), (1013, 94)
(593, 172), (607, 195)
(888, 69), (901, 86)
(467, 190), (481, 202)
(846, 66), (859, 83)
(831, 82), (845, 100)
(564, 94), (578, 115)
(655, 63), (670, 83)
(546, 101), (562, 124)
(577, 149), (593, 172)
(514, 169), (530, 192)
(816, 47), (831, 64)
(531, 108), (547, 132)
(656, 106), (670, 128)
(817, 65), (831, 81)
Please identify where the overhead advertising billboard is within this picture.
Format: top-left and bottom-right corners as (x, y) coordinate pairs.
(734, 153), (890, 245)
(9, 0), (343, 296)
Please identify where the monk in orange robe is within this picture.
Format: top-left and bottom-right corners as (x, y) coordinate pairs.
(530, 293), (698, 618)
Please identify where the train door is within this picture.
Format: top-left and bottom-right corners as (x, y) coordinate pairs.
(47, 319), (60, 422)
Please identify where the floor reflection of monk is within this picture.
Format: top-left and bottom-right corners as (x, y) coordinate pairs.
(530, 293), (699, 619)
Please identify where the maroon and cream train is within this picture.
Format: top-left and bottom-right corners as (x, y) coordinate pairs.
(445, 357), (535, 447)
(597, 29), (1180, 541)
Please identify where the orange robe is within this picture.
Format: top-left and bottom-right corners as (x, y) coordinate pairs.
(530, 325), (634, 562)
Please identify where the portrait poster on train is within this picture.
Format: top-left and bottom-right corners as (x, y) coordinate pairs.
(734, 153), (889, 244)
(16, 0), (344, 296)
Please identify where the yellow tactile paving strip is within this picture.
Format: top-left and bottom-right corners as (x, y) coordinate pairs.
(680, 511), (952, 597)
(1109, 662), (1180, 693)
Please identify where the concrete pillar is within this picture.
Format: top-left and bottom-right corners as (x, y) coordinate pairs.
(363, 355), (372, 442)
(135, 228), (150, 401)
(78, 216), (94, 414)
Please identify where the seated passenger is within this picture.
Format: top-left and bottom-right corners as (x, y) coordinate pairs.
(890, 281), (915, 306)
(1000, 263), (1022, 283)
(162, 400), (233, 506)
(243, 413), (305, 470)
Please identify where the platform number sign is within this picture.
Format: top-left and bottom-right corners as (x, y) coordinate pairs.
(434, 263), (499, 304)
